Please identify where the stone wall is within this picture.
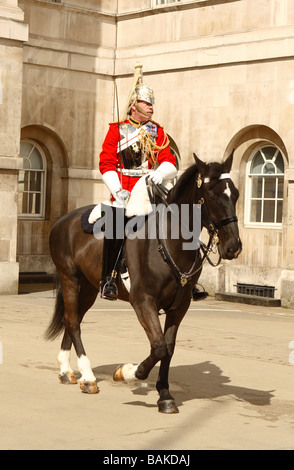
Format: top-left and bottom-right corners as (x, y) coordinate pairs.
(0, 0), (28, 293)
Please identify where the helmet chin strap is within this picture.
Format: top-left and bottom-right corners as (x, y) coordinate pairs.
(134, 101), (153, 119)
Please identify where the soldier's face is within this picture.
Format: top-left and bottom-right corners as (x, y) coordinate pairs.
(131, 100), (154, 121)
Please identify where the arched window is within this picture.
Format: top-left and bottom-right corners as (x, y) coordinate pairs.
(246, 145), (284, 225)
(18, 140), (47, 219)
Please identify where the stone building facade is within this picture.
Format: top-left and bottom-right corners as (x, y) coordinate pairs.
(1, 0), (294, 308)
(0, 0), (28, 293)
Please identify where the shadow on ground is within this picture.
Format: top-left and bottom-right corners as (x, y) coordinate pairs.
(92, 361), (274, 410)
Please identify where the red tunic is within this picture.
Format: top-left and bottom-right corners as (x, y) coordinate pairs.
(99, 120), (176, 194)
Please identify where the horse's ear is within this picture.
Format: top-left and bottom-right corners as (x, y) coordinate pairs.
(223, 149), (234, 173)
(193, 153), (207, 174)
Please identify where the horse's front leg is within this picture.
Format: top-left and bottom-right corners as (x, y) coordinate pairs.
(113, 295), (167, 384)
(156, 316), (181, 413)
(156, 300), (191, 413)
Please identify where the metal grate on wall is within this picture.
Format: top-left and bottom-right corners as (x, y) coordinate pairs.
(235, 283), (276, 298)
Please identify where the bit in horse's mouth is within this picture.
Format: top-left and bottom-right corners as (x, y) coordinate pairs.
(234, 247), (242, 258)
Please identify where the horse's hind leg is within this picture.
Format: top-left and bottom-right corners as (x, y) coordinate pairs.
(58, 335), (77, 384)
(58, 274), (99, 393)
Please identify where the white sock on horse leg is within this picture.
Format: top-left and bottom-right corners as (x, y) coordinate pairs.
(121, 363), (138, 380)
(77, 354), (96, 382)
(58, 350), (73, 375)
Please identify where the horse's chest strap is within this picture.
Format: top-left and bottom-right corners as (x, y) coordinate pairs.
(158, 243), (190, 287)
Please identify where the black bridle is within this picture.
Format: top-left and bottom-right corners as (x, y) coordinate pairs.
(144, 175), (238, 311)
(146, 173), (238, 281)
(198, 193), (238, 267)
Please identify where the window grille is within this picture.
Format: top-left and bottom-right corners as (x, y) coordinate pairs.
(246, 145), (284, 225)
(236, 283), (276, 298)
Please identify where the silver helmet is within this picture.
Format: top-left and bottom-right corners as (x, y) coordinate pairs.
(130, 83), (155, 106)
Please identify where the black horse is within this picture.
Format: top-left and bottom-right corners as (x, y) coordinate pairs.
(45, 152), (242, 413)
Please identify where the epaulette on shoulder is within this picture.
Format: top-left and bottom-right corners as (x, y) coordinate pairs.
(150, 119), (163, 128)
(109, 120), (127, 126)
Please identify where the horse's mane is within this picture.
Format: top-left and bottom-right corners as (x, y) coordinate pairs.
(203, 161), (227, 187)
(167, 160), (225, 204)
(167, 164), (198, 204)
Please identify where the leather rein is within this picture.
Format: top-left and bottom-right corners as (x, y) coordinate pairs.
(145, 173), (238, 289)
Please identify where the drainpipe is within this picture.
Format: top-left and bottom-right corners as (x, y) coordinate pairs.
(113, 0), (119, 121)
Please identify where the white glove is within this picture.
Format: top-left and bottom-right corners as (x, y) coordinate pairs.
(114, 189), (130, 207)
(150, 162), (177, 185)
(101, 171), (130, 207)
(102, 170), (121, 194)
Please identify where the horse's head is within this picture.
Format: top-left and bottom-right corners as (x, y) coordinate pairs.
(193, 151), (242, 260)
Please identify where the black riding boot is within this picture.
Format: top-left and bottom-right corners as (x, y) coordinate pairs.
(100, 205), (125, 301)
(192, 285), (208, 301)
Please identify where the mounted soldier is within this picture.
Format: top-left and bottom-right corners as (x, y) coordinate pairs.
(98, 64), (208, 302)
(98, 65), (177, 300)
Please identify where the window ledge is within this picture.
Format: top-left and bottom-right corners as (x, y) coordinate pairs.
(244, 223), (282, 230)
(18, 215), (46, 221)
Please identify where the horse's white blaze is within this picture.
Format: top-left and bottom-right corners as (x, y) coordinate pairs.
(58, 350), (73, 374)
(224, 182), (231, 199)
(121, 363), (138, 380)
(78, 354), (96, 382)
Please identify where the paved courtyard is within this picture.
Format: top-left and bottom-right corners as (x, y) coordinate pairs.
(1, 284), (294, 450)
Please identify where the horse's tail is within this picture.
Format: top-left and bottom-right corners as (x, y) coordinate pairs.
(44, 275), (65, 341)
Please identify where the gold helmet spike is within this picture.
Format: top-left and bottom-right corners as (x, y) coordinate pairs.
(133, 63), (154, 104)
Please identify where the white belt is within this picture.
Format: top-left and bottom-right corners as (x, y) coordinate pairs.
(118, 168), (152, 177)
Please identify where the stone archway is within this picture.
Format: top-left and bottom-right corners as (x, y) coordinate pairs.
(17, 125), (69, 274)
(216, 124), (289, 302)
(224, 124), (288, 228)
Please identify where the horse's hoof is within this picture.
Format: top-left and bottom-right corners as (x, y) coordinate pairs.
(113, 363), (138, 382)
(113, 365), (124, 382)
(79, 380), (99, 394)
(59, 372), (78, 385)
(157, 399), (179, 414)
